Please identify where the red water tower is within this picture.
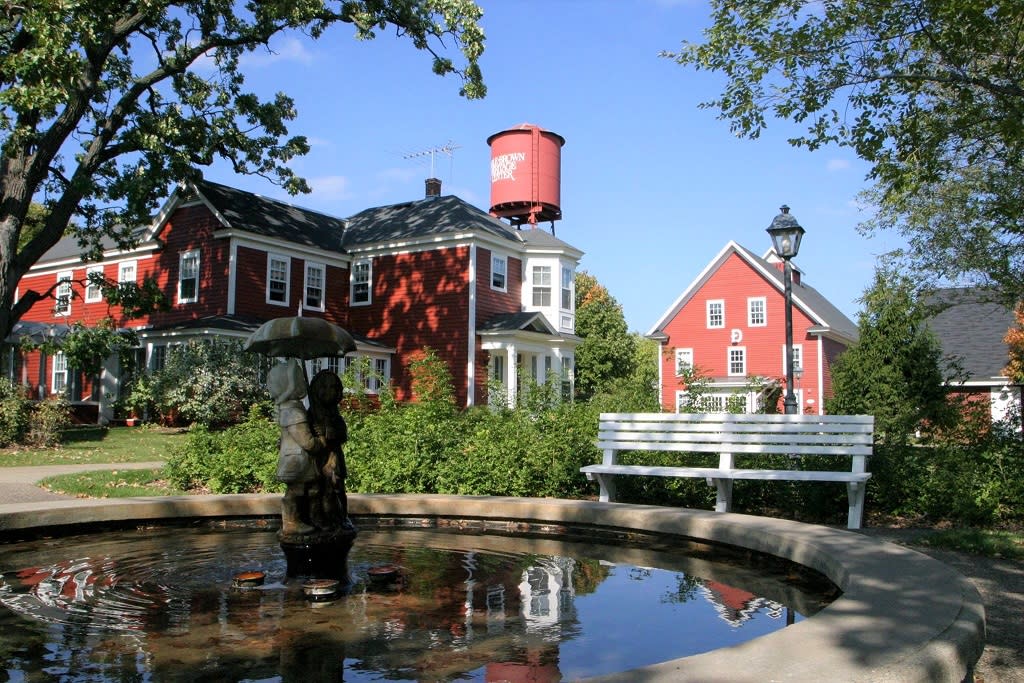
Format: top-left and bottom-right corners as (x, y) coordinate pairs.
(487, 123), (564, 228)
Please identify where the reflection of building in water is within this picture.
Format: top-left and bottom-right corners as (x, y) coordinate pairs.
(700, 580), (785, 627)
(518, 556), (577, 634)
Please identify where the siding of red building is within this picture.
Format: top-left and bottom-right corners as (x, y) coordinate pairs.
(658, 252), (821, 412)
(347, 247), (473, 404)
(233, 245), (348, 325)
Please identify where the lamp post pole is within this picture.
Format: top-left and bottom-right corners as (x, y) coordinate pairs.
(766, 205), (805, 416)
(782, 257), (797, 414)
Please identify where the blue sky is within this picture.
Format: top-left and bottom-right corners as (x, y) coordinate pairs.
(200, 0), (902, 333)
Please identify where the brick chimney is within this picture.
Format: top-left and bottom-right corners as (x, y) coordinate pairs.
(425, 177), (442, 198)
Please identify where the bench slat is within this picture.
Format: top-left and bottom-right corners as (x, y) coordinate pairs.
(582, 464), (872, 483)
(597, 440), (873, 456)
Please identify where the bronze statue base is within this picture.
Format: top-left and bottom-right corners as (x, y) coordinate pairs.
(279, 521), (358, 581)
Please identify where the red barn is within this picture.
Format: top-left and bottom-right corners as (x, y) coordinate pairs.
(646, 241), (857, 414)
(8, 178), (582, 421)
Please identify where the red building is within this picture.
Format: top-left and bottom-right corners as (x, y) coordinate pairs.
(8, 177), (582, 421)
(646, 241), (857, 414)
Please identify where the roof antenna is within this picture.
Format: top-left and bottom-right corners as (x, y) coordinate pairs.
(403, 141), (461, 182)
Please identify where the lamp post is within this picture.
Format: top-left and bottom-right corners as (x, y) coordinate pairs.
(766, 205), (805, 415)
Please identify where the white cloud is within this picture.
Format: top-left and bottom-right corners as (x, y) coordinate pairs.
(240, 36), (315, 68)
(826, 159), (851, 172)
(309, 175), (353, 202)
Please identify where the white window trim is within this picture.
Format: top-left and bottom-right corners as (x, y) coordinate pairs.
(303, 261), (326, 312)
(532, 265), (552, 307)
(560, 265), (574, 311)
(55, 271), (73, 317)
(674, 348), (693, 376)
(491, 254), (507, 292)
(85, 266), (104, 303)
(351, 258), (372, 306)
(728, 346), (747, 377)
(177, 250), (200, 304)
(266, 253), (290, 306)
(747, 296), (767, 327)
(706, 299), (725, 329)
(782, 343), (804, 374)
(52, 351), (68, 394)
(118, 260), (137, 284)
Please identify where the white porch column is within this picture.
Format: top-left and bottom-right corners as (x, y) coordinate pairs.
(506, 344), (517, 406)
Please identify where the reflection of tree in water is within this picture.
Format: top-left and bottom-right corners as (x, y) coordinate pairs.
(662, 572), (704, 605)
(569, 557), (610, 595)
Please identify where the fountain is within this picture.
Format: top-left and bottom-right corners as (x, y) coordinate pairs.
(0, 319), (987, 680)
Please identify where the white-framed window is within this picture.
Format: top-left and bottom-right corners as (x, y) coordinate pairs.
(491, 254), (507, 291)
(266, 254), (289, 305)
(728, 346), (746, 376)
(748, 296), (766, 327)
(52, 352), (68, 394)
(54, 271), (73, 316)
(532, 265), (551, 306)
(85, 265), (104, 303)
(304, 262), (325, 311)
(561, 266), (574, 310)
(178, 250), (200, 304)
(491, 354), (506, 383)
(675, 348), (694, 375)
(150, 345), (167, 372)
(368, 358), (389, 394)
(706, 299), (724, 329)
(782, 344), (804, 374)
(118, 260), (137, 284)
(351, 258), (371, 305)
(677, 389), (754, 414)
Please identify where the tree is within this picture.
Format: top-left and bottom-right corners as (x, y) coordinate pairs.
(573, 271), (638, 400)
(666, 1), (1024, 304)
(0, 1), (486, 342)
(826, 268), (955, 443)
(1004, 304), (1024, 384)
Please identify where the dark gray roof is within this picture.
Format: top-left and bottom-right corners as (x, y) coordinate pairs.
(478, 311), (555, 335)
(38, 226), (148, 263)
(925, 288), (1017, 381)
(342, 195), (523, 246)
(194, 180), (347, 252)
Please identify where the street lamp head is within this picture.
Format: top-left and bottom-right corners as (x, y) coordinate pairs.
(766, 205), (806, 259)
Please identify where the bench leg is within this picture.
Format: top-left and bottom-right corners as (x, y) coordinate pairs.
(594, 474), (617, 503)
(847, 481), (865, 529)
(708, 477), (732, 513)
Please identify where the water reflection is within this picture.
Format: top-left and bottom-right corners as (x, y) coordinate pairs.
(0, 522), (835, 681)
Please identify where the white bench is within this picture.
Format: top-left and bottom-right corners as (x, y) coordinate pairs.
(580, 413), (874, 529)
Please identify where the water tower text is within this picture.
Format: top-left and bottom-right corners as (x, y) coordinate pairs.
(491, 152), (526, 182)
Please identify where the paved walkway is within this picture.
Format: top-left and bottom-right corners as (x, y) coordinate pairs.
(0, 462), (165, 505)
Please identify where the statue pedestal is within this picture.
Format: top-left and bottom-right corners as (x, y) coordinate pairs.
(279, 522), (358, 581)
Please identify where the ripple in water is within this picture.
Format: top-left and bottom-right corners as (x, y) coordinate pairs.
(0, 521), (836, 681)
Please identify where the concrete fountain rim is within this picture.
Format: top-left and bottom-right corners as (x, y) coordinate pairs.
(0, 493), (984, 683)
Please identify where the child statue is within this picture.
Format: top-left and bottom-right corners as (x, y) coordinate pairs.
(267, 359), (325, 537)
(307, 369), (350, 530)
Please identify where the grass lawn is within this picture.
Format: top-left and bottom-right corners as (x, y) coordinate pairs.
(0, 425), (186, 466)
(38, 468), (188, 498)
(918, 528), (1024, 561)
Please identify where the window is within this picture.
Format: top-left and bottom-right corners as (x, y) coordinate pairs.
(728, 346), (746, 376)
(783, 344), (804, 374)
(54, 271), (73, 316)
(491, 254), (507, 291)
(748, 297), (766, 327)
(675, 348), (694, 375)
(532, 265), (551, 306)
(304, 262), (325, 311)
(85, 266), (104, 303)
(351, 259), (371, 305)
(371, 358), (389, 394)
(706, 299), (724, 328)
(267, 254), (289, 305)
(119, 260), (137, 284)
(491, 354), (506, 383)
(150, 345), (167, 372)
(52, 352), (68, 394)
(178, 250), (200, 304)
(561, 266), (574, 310)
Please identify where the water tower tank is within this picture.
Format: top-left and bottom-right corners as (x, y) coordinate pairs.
(487, 124), (564, 226)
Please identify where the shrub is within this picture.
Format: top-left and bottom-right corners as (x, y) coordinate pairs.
(27, 396), (71, 448)
(164, 407), (281, 494)
(0, 378), (31, 447)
